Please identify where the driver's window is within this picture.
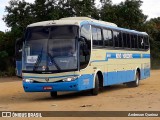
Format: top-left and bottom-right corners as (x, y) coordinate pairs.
(80, 25), (91, 70)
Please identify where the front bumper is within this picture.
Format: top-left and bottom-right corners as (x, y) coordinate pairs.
(23, 80), (79, 92)
(23, 73), (94, 92)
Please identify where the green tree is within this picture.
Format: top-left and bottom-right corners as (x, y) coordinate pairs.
(100, 0), (147, 30)
(143, 17), (160, 68)
(3, 0), (33, 34)
(59, 0), (99, 18)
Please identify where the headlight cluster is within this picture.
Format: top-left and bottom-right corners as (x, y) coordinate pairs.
(23, 78), (34, 83)
(62, 76), (78, 82)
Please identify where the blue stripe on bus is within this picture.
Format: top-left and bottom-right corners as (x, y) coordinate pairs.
(23, 68), (150, 92)
(106, 53), (150, 59)
(91, 53), (150, 63)
(142, 54), (150, 58)
(132, 54), (141, 58)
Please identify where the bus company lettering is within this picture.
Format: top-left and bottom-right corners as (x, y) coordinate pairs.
(116, 53), (133, 59)
(122, 53), (133, 59)
(116, 53), (122, 58)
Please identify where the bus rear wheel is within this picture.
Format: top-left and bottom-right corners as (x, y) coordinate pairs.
(126, 72), (140, 87)
(50, 91), (57, 98)
(91, 75), (99, 95)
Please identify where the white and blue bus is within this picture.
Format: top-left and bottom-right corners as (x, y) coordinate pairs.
(22, 17), (150, 97)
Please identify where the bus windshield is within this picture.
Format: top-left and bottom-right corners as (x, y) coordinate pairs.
(23, 25), (78, 73)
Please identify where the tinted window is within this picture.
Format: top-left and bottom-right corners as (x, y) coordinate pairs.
(134, 35), (138, 48)
(92, 27), (98, 45)
(119, 32), (123, 47)
(114, 31), (119, 47)
(92, 27), (103, 46)
(97, 28), (103, 46)
(114, 31), (122, 48)
(131, 34), (135, 48)
(103, 29), (113, 47)
(138, 35), (144, 49)
(26, 27), (49, 40)
(80, 25), (91, 69)
(144, 35), (149, 50)
(81, 24), (91, 40)
(123, 33), (127, 47)
(127, 33), (131, 48)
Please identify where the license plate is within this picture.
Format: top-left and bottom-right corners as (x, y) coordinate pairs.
(43, 86), (52, 90)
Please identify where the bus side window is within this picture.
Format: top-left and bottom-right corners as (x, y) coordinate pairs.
(127, 33), (131, 48)
(131, 34), (135, 48)
(134, 35), (138, 49)
(80, 24), (91, 69)
(92, 27), (103, 46)
(144, 36), (149, 50)
(123, 33), (127, 48)
(92, 27), (98, 46)
(103, 29), (113, 47)
(114, 31), (119, 47)
(97, 28), (103, 46)
(119, 32), (123, 47)
(138, 35), (144, 49)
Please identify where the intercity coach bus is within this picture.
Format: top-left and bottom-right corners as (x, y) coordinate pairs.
(22, 17), (150, 97)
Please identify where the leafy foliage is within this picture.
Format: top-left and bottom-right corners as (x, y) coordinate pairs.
(100, 0), (147, 30)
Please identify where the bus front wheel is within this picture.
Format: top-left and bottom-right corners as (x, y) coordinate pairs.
(50, 91), (57, 98)
(126, 72), (140, 87)
(91, 75), (99, 95)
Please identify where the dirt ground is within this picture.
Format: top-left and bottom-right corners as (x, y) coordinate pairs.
(0, 70), (160, 120)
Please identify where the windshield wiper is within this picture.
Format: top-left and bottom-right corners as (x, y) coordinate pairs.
(33, 47), (43, 71)
(47, 52), (61, 70)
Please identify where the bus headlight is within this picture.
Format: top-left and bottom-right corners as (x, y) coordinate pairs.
(63, 76), (78, 82)
(23, 78), (34, 83)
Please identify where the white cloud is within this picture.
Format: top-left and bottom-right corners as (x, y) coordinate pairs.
(0, 0), (33, 32)
(0, 0), (9, 8)
(141, 0), (160, 19)
(111, 0), (160, 19)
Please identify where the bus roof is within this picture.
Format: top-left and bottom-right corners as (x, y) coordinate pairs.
(27, 17), (148, 36)
(27, 17), (117, 27)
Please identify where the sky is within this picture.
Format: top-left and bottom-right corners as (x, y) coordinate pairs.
(0, 0), (160, 32)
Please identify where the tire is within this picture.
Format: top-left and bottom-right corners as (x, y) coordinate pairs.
(126, 72), (140, 87)
(91, 75), (99, 95)
(50, 91), (57, 98)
